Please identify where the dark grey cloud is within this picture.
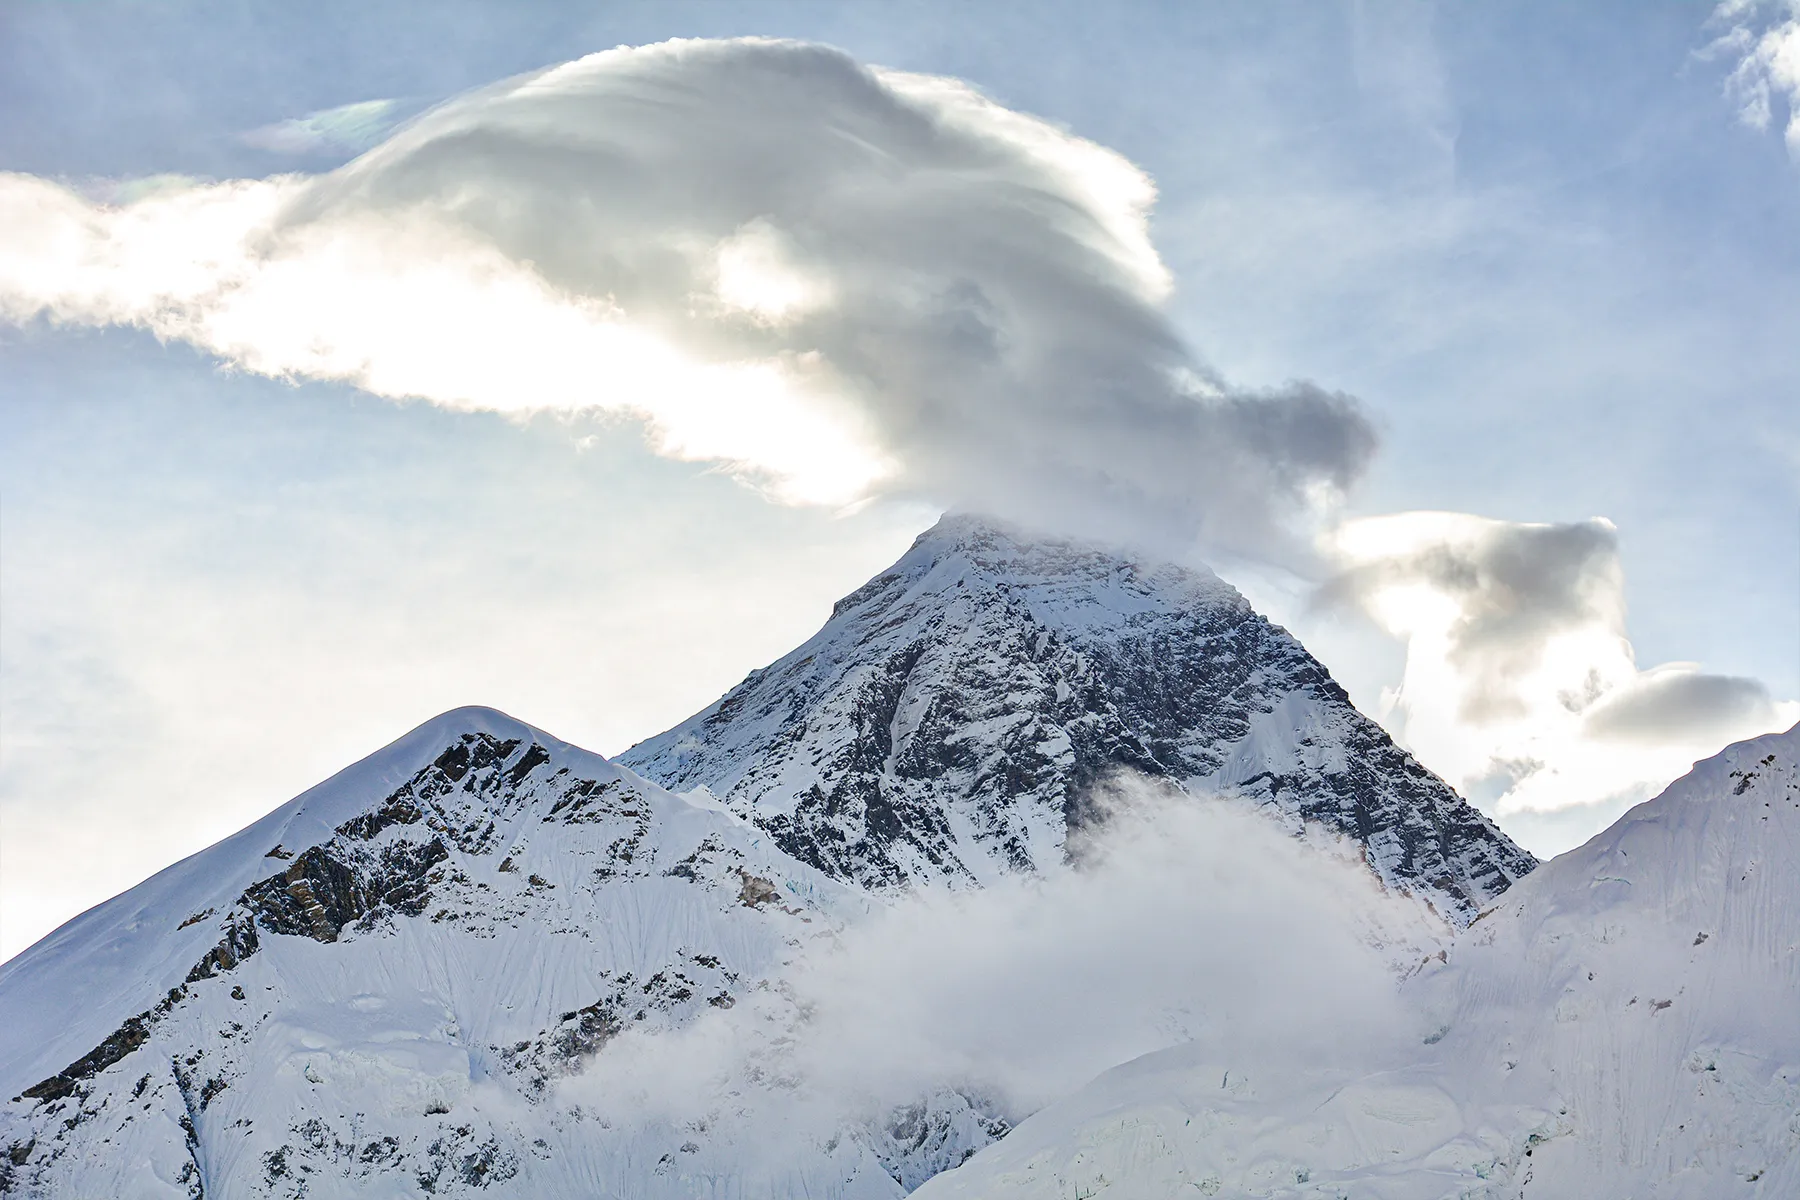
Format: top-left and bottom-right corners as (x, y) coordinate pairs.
(1582, 667), (1784, 744)
(1324, 516), (1621, 722)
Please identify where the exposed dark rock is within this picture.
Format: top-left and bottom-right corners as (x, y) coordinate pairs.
(736, 871), (781, 908)
(336, 795), (426, 841)
(550, 1001), (623, 1062)
(176, 908), (215, 931)
(198, 1077), (228, 1111)
(242, 848), (368, 943)
(186, 914), (260, 982)
(874, 1089), (1013, 1190)
(506, 743), (551, 787)
(21, 1013), (155, 1102)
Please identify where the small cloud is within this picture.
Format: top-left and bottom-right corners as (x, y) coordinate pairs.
(1582, 664), (1781, 744)
(1323, 510), (1798, 852)
(1323, 512), (1624, 724)
(240, 98), (407, 157)
(1707, 0), (1800, 154)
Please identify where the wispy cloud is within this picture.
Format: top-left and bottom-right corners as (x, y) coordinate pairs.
(1709, 0), (1800, 153)
(239, 98), (410, 157)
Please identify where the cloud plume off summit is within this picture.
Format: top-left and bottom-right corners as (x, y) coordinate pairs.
(0, 36), (1373, 558)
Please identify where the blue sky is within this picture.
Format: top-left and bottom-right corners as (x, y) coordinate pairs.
(3, 1), (1798, 958)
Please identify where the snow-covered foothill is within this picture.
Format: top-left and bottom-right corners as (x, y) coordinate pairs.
(0, 707), (926, 1198)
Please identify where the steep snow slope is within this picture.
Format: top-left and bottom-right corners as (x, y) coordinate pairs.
(913, 724), (1800, 1199)
(1414, 721), (1800, 1196)
(625, 515), (1533, 923)
(0, 708), (977, 1199)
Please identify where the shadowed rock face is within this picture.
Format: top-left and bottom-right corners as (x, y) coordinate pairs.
(624, 515), (1535, 923)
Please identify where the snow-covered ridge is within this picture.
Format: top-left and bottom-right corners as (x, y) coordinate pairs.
(0, 706), (560, 1101)
(625, 514), (1534, 923)
(0, 707), (897, 1197)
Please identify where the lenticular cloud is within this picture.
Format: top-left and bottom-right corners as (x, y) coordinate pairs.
(0, 37), (1373, 553)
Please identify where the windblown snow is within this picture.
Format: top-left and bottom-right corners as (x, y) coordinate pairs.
(1, 516), (1788, 1198)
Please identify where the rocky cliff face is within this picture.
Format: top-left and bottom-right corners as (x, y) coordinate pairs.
(624, 515), (1534, 924)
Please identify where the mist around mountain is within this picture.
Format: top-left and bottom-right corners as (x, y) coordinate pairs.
(0, 517), (1791, 1198)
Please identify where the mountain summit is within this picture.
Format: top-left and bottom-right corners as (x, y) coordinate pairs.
(624, 514), (1534, 923)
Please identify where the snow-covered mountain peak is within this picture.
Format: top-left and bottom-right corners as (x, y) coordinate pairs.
(626, 514), (1534, 923)
(0, 709), (874, 1196)
(0, 706), (777, 1097)
(849, 513), (1242, 626)
(6, 518), (1792, 1198)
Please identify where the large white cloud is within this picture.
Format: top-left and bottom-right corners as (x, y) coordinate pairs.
(0, 37), (1372, 554)
(1326, 510), (1798, 852)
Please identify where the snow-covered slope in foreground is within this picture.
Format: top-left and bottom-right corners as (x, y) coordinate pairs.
(914, 724), (1800, 1199)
